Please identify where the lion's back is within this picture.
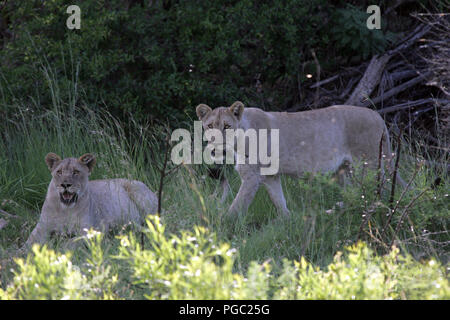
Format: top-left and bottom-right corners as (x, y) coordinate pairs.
(88, 179), (158, 225)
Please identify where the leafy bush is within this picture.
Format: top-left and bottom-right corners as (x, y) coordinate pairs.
(330, 4), (397, 60)
(0, 239), (117, 300)
(1, 216), (448, 300)
(0, 0), (398, 124)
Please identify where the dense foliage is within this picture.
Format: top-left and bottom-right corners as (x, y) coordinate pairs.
(1, 0), (399, 123)
(1, 216), (448, 300)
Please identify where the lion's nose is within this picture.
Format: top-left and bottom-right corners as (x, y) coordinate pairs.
(61, 183), (72, 189)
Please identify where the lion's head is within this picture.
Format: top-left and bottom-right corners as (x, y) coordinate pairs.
(196, 101), (245, 159)
(45, 153), (96, 207)
(196, 101), (245, 132)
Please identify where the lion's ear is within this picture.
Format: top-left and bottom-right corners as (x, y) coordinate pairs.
(196, 104), (212, 120)
(78, 153), (96, 173)
(45, 153), (62, 171)
(229, 101), (244, 120)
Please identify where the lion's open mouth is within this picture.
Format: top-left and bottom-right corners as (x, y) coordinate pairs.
(59, 191), (78, 205)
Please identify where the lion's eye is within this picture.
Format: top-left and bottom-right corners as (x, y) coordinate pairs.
(207, 124), (213, 129)
(56, 170), (62, 175)
(73, 170), (79, 176)
(224, 124), (231, 129)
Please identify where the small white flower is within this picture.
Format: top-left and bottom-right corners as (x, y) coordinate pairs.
(120, 237), (130, 247)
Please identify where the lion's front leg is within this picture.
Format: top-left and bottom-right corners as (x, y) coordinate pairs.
(226, 176), (261, 217)
(21, 219), (50, 251)
(262, 175), (290, 217)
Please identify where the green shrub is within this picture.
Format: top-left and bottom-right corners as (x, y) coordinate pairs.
(1, 216), (448, 300)
(330, 4), (397, 60)
(275, 242), (449, 299)
(0, 0), (398, 124)
(0, 239), (118, 300)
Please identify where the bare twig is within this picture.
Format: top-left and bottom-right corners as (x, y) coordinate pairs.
(311, 49), (321, 108)
(388, 128), (403, 206)
(382, 161), (424, 239)
(376, 133), (384, 198)
(390, 187), (429, 248)
(309, 74), (339, 89)
(377, 98), (449, 114)
(156, 129), (177, 216)
(385, 23), (433, 56)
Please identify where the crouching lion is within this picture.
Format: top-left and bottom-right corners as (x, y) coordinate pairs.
(196, 102), (406, 217)
(23, 153), (158, 248)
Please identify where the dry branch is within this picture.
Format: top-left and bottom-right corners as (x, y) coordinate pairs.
(345, 54), (391, 106)
(362, 71), (433, 107)
(377, 98), (449, 114)
(309, 74), (339, 89)
(345, 23), (433, 107)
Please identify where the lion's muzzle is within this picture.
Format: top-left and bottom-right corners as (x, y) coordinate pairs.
(59, 190), (78, 205)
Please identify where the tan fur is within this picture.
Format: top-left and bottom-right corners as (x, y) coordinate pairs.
(196, 102), (405, 217)
(23, 153), (158, 248)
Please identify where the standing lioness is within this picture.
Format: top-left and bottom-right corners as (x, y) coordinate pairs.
(196, 102), (405, 217)
(24, 153), (158, 247)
